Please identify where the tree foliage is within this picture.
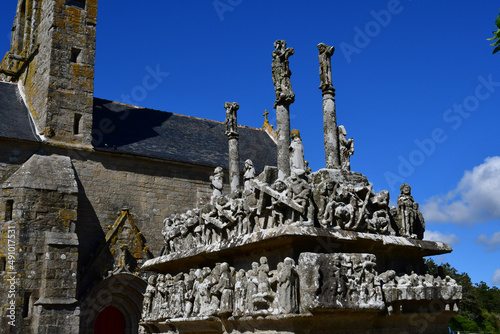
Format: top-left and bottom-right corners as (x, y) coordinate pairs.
(488, 9), (500, 54)
(425, 258), (500, 333)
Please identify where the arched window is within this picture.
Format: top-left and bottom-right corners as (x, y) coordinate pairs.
(94, 306), (125, 334)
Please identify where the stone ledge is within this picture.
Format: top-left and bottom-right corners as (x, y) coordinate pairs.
(34, 297), (78, 306)
(141, 310), (456, 334)
(142, 226), (452, 273)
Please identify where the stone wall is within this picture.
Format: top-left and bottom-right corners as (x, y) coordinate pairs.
(70, 149), (215, 264)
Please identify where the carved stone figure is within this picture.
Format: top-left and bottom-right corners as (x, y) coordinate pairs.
(317, 43), (335, 91)
(191, 269), (203, 316)
(217, 262), (234, 315)
(243, 159), (256, 191)
(318, 257), (339, 303)
(367, 190), (390, 234)
(234, 269), (247, 316)
(397, 183), (415, 237)
(143, 275), (157, 320)
(318, 180), (341, 227)
(267, 179), (288, 227)
(367, 210), (390, 234)
(334, 195), (357, 230)
(184, 270), (195, 318)
(197, 267), (213, 316)
(224, 102), (239, 136)
(246, 262), (259, 313)
(276, 257), (298, 314)
(289, 129), (305, 173)
(155, 274), (167, 320)
(208, 263), (222, 315)
(210, 166), (224, 204)
(253, 257), (274, 312)
(338, 125), (354, 171)
(171, 273), (185, 318)
(287, 169), (313, 224)
(271, 40), (295, 107)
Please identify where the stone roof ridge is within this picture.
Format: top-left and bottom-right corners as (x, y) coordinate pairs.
(1, 153), (78, 194)
(93, 97), (267, 132)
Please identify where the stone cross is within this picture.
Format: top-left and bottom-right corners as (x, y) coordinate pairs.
(224, 102), (241, 196)
(272, 40), (295, 179)
(318, 42), (340, 169)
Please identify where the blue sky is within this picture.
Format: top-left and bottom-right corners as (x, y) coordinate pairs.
(1, 1), (499, 286)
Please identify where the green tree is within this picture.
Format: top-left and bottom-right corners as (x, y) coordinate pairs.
(488, 9), (500, 54)
(424, 258), (500, 333)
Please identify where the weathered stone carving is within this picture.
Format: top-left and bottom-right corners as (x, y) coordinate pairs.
(396, 183), (425, 238)
(338, 125), (354, 171)
(143, 256), (302, 321)
(158, 169), (433, 257)
(318, 43), (335, 92)
(382, 270), (462, 314)
(143, 275), (157, 321)
(243, 159), (256, 191)
(224, 102), (239, 136)
(142, 253), (461, 323)
(271, 40), (295, 107)
(289, 129), (305, 173)
(276, 257), (299, 314)
(210, 166), (224, 204)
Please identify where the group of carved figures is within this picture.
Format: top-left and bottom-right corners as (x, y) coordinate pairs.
(142, 256), (299, 321)
(317, 253), (384, 308)
(160, 164), (425, 255)
(142, 253), (462, 322)
(316, 253), (461, 311)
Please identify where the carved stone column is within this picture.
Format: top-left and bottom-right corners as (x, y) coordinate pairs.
(224, 102), (240, 196)
(318, 43), (340, 169)
(272, 40), (295, 179)
(276, 104), (291, 179)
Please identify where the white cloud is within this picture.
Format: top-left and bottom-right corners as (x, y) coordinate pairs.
(475, 231), (500, 252)
(492, 269), (500, 286)
(421, 156), (500, 224)
(424, 230), (460, 245)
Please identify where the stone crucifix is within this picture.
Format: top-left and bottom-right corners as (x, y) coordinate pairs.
(318, 42), (341, 169)
(224, 102), (241, 196)
(272, 40), (295, 179)
(272, 40), (295, 108)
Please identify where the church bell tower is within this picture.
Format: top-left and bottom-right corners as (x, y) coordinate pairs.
(0, 0), (97, 146)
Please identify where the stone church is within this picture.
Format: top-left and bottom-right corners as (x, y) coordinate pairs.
(0, 1), (277, 333)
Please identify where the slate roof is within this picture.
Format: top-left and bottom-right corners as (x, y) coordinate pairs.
(92, 98), (277, 173)
(0, 83), (277, 171)
(0, 81), (40, 142)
